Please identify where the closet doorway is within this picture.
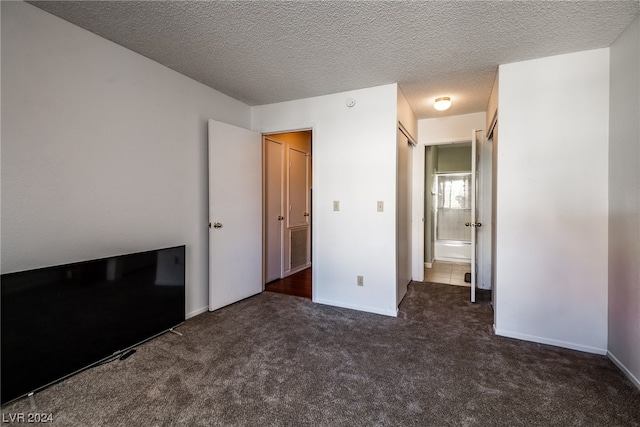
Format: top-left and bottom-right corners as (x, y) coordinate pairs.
(263, 131), (312, 299)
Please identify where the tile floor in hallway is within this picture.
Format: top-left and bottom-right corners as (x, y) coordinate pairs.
(424, 260), (471, 287)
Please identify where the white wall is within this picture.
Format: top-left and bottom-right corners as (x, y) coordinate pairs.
(419, 112), (486, 145)
(1, 2), (251, 318)
(608, 16), (640, 388)
(495, 49), (609, 354)
(252, 84), (399, 316)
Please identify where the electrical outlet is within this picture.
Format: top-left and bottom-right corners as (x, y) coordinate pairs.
(377, 201), (384, 212)
(357, 275), (364, 286)
(333, 201), (340, 211)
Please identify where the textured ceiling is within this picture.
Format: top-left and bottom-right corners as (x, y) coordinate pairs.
(29, 1), (640, 118)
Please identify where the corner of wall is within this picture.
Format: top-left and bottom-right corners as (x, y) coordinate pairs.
(397, 85), (418, 141)
(496, 48), (610, 353)
(486, 70), (499, 133)
(607, 15), (640, 390)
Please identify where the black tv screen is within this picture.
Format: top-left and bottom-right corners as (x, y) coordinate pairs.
(1, 246), (185, 404)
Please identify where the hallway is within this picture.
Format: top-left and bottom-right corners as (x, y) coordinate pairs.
(264, 268), (312, 299)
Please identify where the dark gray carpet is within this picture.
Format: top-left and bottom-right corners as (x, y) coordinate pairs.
(2, 282), (639, 426)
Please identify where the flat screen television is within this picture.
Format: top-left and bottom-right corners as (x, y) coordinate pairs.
(1, 245), (185, 405)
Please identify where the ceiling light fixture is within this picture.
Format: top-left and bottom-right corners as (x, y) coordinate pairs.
(434, 96), (452, 111)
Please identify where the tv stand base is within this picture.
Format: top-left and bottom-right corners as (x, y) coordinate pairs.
(28, 392), (36, 410)
(119, 349), (136, 360)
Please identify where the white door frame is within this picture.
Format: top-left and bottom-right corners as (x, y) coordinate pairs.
(261, 128), (314, 295)
(422, 139), (472, 271)
(419, 135), (493, 301)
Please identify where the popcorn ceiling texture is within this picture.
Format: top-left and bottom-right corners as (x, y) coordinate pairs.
(29, 1), (639, 118)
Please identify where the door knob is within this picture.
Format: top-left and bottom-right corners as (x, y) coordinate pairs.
(475, 222), (482, 228)
(303, 213), (310, 217)
(465, 222), (471, 227)
(277, 216), (284, 221)
(212, 222), (222, 229)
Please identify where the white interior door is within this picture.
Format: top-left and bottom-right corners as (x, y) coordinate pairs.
(477, 131), (493, 292)
(208, 120), (262, 311)
(285, 147), (311, 274)
(264, 138), (284, 283)
(470, 129), (479, 303)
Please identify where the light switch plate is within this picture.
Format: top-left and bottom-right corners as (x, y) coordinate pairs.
(377, 201), (384, 212)
(333, 201), (340, 211)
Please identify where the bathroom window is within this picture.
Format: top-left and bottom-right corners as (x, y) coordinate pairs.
(435, 173), (472, 242)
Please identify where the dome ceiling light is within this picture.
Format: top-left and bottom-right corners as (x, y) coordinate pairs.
(434, 96), (452, 111)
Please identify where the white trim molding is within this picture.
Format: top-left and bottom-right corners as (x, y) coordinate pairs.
(608, 351), (640, 391)
(187, 305), (209, 319)
(494, 328), (607, 355)
(315, 298), (397, 318)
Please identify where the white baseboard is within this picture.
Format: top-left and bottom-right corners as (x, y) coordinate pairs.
(424, 262), (433, 268)
(186, 305), (208, 319)
(494, 328), (607, 355)
(608, 351), (640, 391)
(314, 298), (397, 317)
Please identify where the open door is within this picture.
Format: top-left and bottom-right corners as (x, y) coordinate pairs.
(470, 129), (480, 303)
(208, 120), (262, 311)
(264, 137), (285, 283)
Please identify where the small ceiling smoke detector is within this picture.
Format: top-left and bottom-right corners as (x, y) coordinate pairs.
(434, 97), (452, 111)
